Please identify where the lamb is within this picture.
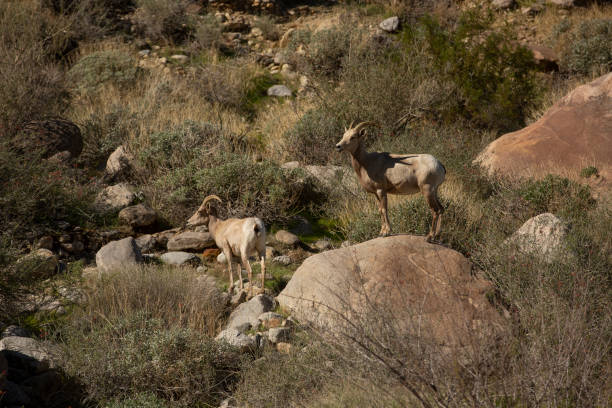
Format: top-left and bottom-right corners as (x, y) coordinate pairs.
(335, 121), (446, 241)
(187, 195), (266, 295)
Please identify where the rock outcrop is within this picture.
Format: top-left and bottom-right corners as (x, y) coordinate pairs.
(475, 73), (612, 190)
(118, 204), (157, 228)
(278, 235), (505, 346)
(13, 118), (83, 160)
(167, 231), (215, 251)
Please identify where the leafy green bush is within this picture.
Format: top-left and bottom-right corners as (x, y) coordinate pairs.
(423, 11), (538, 130)
(133, 0), (192, 43)
(557, 19), (612, 76)
(68, 50), (140, 94)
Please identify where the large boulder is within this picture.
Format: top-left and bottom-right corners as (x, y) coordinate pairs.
(167, 231), (215, 251)
(475, 73), (612, 190)
(277, 235), (505, 346)
(506, 213), (567, 263)
(215, 328), (257, 350)
(13, 118), (82, 159)
(95, 237), (143, 273)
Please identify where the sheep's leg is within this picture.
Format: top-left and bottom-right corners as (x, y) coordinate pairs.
(376, 190), (391, 236)
(259, 255), (266, 295)
(223, 248), (235, 293)
(242, 254), (254, 298)
(423, 186), (443, 242)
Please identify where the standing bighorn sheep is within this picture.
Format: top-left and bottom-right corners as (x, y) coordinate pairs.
(335, 122), (446, 241)
(187, 195), (266, 295)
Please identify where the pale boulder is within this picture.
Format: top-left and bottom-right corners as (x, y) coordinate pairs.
(506, 213), (567, 263)
(95, 237), (143, 273)
(277, 235), (505, 346)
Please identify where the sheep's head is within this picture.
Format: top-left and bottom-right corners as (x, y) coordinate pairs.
(186, 195), (222, 227)
(335, 121), (377, 154)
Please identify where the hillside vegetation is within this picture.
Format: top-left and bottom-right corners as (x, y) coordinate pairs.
(0, 0), (610, 407)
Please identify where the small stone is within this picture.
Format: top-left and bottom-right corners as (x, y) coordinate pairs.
(379, 16), (400, 33)
(215, 328), (257, 351)
(258, 312), (284, 328)
(36, 236), (54, 250)
(118, 204), (157, 228)
(94, 183), (137, 212)
(135, 234), (156, 253)
(251, 27), (263, 37)
(272, 255), (291, 266)
(217, 252), (227, 264)
(265, 246), (276, 259)
(170, 54), (189, 63)
(314, 239), (332, 251)
(105, 145), (133, 179)
(160, 251), (200, 266)
(267, 327), (291, 343)
(267, 85), (292, 97)
(138, 49), (151, 57)
(276, 342), (292, 354)
(196, 265), (207, 273)
(202, 248), (221, 259)
(492, 0), (515, 9)
(275, 230), (300, 246)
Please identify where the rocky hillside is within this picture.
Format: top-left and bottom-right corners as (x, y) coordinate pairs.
(0, 0), (611, 407)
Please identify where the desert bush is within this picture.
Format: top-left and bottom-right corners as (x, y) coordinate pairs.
(423, 10), (538, 130)
(253, 15), (279, 41)
(300, 28), (354, 78)
(78, 106), (139, 169)
(0, 1), (70, 138)
(133, 0), (192, 44)
(67, 50), (141, 95)
(556, 18), (612, 76)
(0, 145), (96, 241)
(192, 14), (223, 51)
(61, 266), (240, 406)
(284, 108), (344, 165)
(63, 314), (241, 406)
(106, 393), (169, 408)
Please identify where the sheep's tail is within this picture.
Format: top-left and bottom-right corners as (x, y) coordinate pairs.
(253, 220), (265, 237)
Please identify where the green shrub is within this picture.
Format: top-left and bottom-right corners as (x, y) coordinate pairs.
(67, 50), (140, 95)
(580, 166), (599, 178)
(133, 0), (192, 44)
(557, 19), (612, 76)
(423, 10), (538, 130)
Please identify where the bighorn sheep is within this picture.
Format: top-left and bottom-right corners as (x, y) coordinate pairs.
(187, 195), (266, 295)
(335, 122), (446, 241)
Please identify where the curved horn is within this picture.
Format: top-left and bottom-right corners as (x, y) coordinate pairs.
(353, 121), (379, 133)
(347, 120), (355, 130)
(199, 195), (222, 212)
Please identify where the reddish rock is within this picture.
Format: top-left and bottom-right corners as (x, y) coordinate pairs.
(475, 73), (612, 191)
